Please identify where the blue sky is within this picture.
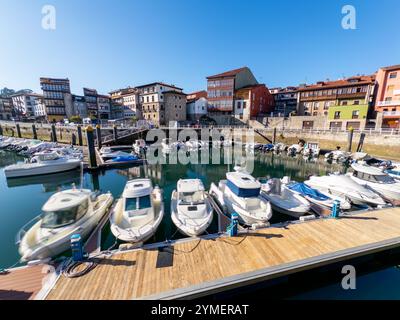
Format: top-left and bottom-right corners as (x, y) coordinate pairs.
(0, 0), (399, 95)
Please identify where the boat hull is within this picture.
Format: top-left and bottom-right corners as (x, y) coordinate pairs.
(5, 161), (81, 178)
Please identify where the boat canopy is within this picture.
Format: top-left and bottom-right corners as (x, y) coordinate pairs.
(226, 172), (261, 198)
(36, 151), (60, 161)
(288, 182), (330, 201)
(42, 189), (90, 212)
(123, 179), (153, 198)
(177, 179), (205, 193)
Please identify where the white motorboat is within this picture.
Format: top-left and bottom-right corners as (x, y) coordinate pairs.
(284, 179), (352, 213)
(287, 144), (303, 155)
(171, 179), (213, 237)
(305, 174), (386, 206)
(110, 178), (164, 243)
(185, 139), (205, 151)
(324, 150), (351, 162)
(4, 151), (81, 178)
(161, 138), (173, 153)
(17, 188), (113, 262)
(273, 143), (287, 153)
(349, 163), (400, 201)
(259, 177), (311, 218)
(303, 142), (320, 157)
(210, 171), (272, 226)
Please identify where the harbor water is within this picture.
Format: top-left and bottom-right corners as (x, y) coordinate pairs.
(1, 149), (400, 299)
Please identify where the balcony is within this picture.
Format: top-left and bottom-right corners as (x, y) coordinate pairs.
(377, 100), (400, 107)
(383, 111), (400, 117)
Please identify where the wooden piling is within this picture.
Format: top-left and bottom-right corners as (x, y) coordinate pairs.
(0, 125), (3, 136)
(113, 125), (118, 142)
(32, 124), (38, 140)
(347, 128), (354, 152)
(273, 127), (277, 144)
(86, 126), (97, 169)
(77, 125), (83, 146)
(16, 123), (22, 138)
(357, 133), (366, 152)
(51, 124), (57, 142)
(96, 125), (102, 149)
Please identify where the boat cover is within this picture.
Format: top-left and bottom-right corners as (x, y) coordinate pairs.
(227, 179), (260, 198)
(288, 182), (330, 201)
(111, 155), (139, 162)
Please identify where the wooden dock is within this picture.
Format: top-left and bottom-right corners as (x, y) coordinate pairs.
(42, 207), (400, 300)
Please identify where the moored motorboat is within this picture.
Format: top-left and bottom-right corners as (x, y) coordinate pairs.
(17, 187), (113, 262)
(4, 151), (81, 178)
(305, 173), (386, 207)
(209, 171), (272, 226)
(171, 179), (213, 237)
(110, 178), (164, 243)
(259, 177), (310, 218)
(349, 162), (400, 201)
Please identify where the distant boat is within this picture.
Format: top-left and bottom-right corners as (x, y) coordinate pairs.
(4, 151), (81, 178)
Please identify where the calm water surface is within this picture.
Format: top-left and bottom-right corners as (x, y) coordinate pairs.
(1, 149), (400, 299)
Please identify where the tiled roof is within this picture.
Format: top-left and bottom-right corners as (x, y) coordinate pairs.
(186, 90), (207, 101)
(206, 67), (247, 79)
(381, 64), (400, 71)
(298, 75), (375, 91)
(135, 82), (183, 90)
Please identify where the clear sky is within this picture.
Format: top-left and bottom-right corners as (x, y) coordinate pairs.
(1, 0), (399, 95)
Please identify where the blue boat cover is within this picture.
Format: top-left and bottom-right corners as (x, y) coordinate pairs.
(111, 155), (139, 162)
(287, 182), (330, 201)
(386, 169), (400, 176)
(227, 179), (260, 198)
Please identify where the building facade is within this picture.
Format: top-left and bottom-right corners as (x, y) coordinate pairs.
(270, 87), (299, 116)
(186, 91), (208, 121)
(109, 87), (139, 120)
(163, 91), (187, 125)
(297, 75), (376, 130)
(11, 92), (45, 120)
(206, 67), (258, 115)
(234, 84), (274, 122)
(374, 65), (400, 129)
(83, 88), (99, 119)
(0, 96), (13, 120)
(137, 82), (184, 126)
(40, 78), (73, 122)
(72, 95), (88, 118)
(97, 95), (111, 120)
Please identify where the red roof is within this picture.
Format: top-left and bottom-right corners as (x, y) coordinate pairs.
(298, 75), (375, 91)
(381, 64), (400, 71)
(187, 90), (207, 101)
(207, 67), (247, 79)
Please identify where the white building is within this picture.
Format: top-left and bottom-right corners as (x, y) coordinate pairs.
(11, 92), (45, 120)
(109, 87), (139, 119)
(186, 91), (208, 121)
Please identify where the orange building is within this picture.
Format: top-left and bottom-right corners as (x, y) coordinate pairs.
(374, 65), (400, 128)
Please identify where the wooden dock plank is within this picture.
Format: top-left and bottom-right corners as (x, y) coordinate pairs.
(45, 208), (400, 300)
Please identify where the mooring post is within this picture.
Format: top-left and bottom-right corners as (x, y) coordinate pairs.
(51, 124), (57, 142)
(357, 133), (366, 152)
(113, 125), (118, 143)
(273, 127), (277, 144)
(0, 124), (3, 136)
(32, 124), (37, 140)
(71, 133), (77, 146)
(77, 125), (83, 146)
(86, 126), (97, 169)
(347, 128), (354, 152)
(96, 125), (102, 149)
(16, 123), (22, 138)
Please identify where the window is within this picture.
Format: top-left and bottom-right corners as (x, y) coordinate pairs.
(342, 101), (348, 106)
(334, 111), (341, 119)
(389, 72), (397, 79)
(352, 110), (359, 119)
(353, 100), (360, 105)
(387, 85), (395, 92)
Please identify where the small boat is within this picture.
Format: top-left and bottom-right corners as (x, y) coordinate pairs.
(285, 179), (352, 212)
(110, 178), (164, 243)
(324, 150), (351, 162)
(4, 151), (81, 178)
(17, 188), (113, 262)
(171, 179), (213, 237)
(273, 143), (287, 153)
(287, 144), (303, 156)
(303, 142), (320, 157)
(100, 146), (133, 160)
(259, 177), (311, 218)
(210, 171), (272, 226)
(349, 162), (400, 201)
(305, 174), (386, 207)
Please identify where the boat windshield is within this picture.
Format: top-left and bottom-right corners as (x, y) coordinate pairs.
(354, 171), (395, 184)
(41, 200), (88, 228)
(179, 191), (205, 205)
(125, 195), (152, 211)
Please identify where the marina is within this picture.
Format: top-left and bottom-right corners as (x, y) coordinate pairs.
(1, 134), (400, 300)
